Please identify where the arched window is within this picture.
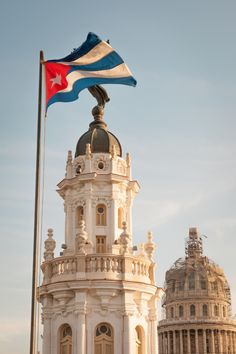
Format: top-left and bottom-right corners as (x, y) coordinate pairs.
(189, 272), (195, 290)
(96, 204), (106, 226)
(60, 324), (72, 354)
(171, 281), (176, 293)
(135, 326), (144, 354)
(178, 280), (185, 291)
(200, 276), (207, 290)
(170, 307), (174, 318)
(76, 206), (84, 227)
(203, 304), (208, 316)
(190, 304), (195, 317)
(214, 305), (219, 316)
(95, 323), (113, 354)
(212, 281), (218, 291)
(179, 305), (184, 318)
(118, 207), (124, 228)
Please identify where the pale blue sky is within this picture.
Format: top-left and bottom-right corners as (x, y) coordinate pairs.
(1, 1), (236, 353)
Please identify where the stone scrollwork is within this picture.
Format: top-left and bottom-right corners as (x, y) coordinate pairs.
(74, 199), (86, 208)
(93, 155), (109, 171)
(92, 197), (112, 208)
(75, 220), (91, 254)
(74, 157), (85, 175)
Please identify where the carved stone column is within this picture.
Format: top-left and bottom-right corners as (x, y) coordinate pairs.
(123, 314), (132, 354)
(173, 330), (176, 354)
(158, 334), (161, 354)
(160, 333), (164, 354)
(42, 296), (53, 354)
(180, 330), (183, 354)
(195, 329), (199, 354)
(211, 330), (215, 354)
(76, 311), (86, 354)
(218, 330), (223, 354)
(225, 331), (228, 354)
(65, 202), (73, 251)
(187, 330), (191, 353)
(229, 332), (231, 354)
(232, 332), (236, 354)
(84, 197), (90, 236)
(150, 316), (158, 354)
(203, 329), (207, 354)
(167, 331), (171, 354)
(42, 315), (51, 354)
(110, 199), (116, 244)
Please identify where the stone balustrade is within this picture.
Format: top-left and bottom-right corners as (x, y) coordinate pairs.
(159, 317), (236, 326)
(41, 253), (155, 285)
(165, 289), (230, 301)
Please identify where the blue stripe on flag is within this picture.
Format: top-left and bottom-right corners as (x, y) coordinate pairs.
(47, 76), (137, 109)
(68, 52), (124, 73)
(48, 32), (101, 63)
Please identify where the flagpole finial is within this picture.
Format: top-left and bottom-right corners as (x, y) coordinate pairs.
(89, 105), (107, 130)
(88, 85), (110, 108)
(88, 85), (110, 130)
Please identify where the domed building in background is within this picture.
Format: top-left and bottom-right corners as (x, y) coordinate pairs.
(158, 227), (236, 354)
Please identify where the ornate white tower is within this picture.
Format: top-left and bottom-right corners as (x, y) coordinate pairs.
(39, 104), (161, 354)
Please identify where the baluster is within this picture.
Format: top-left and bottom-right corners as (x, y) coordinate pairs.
(54, 261), (57, 275)
(118, 258), (122, 273)
(143, 264), (146, 275)
(64, 260), (68, 274)
(91, 257), (95, 272)
(113, 258), (117, 272)
(86, 257), (90, 272)
(137, 262), (139, 275)
(106, 257), (111, 271)
(72, 259), (76, 273)
(132, 261), (135, 274)
(61, 260), (65, 274)
(146, 265), (150, 277)
(58, 261), (62, 274)
(97, 257), (101, 271)
(103, 257), (107, 272)
(56, 261), (60, 275)
(68, 259), (72, 273)
(52, 263), (55, 276)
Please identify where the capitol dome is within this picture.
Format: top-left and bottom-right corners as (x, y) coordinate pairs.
(158, 227), (236, 354)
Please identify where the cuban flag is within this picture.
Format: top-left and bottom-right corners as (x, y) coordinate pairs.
(45, 32), (137, 111)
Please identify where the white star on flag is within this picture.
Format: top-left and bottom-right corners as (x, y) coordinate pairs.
(50, 73), (62, 88)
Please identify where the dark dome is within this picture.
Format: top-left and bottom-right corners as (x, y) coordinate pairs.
(75, 106), (122, 157)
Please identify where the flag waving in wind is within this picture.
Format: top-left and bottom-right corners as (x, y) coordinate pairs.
(45, 32), (137, 111)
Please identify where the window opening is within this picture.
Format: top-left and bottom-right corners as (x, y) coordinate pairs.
(96, 204), (106, 226)
(96, 236), (106, 253)
(60, 324), (72, 354)
(190, 304), (196, 317)
(95, 323), (113, 354)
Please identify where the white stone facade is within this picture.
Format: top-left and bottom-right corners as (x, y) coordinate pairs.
(39, 121), (162, 354)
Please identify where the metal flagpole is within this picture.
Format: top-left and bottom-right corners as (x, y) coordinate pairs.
(30, 50), (44, 354)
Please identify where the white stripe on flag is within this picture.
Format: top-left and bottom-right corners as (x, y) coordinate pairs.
(63, 41), (113, 66)
(59, 63), (132, 94)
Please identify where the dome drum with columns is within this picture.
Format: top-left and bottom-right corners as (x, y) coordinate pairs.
(158, 227), (236, 354)
(38, 105), (162, 354)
